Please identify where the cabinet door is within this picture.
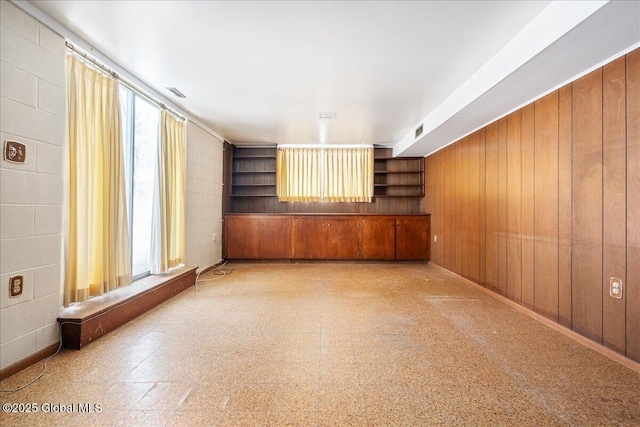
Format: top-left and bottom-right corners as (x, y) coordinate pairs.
(325, 218), (360, 259)
(225, 216), (260, 259)
(395, 218), (429, 260)
(292, 217), (326, 259)
(259, 217), (292, 259)
(361, 218), (396, 260)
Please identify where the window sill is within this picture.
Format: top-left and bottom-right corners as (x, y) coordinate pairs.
(58, 265), (197, 349)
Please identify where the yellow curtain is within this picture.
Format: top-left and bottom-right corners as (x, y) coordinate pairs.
(277, 148), (322, 202)
(150, 110), (186, 274)
(63, 54), (131, 306)
(323, 148), (373, 202)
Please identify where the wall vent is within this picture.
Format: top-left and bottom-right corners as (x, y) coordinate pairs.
(166, 87), (186, 98)
(415, 123), (423, 139)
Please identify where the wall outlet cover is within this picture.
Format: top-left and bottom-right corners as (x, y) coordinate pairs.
(9, 275), (23, 298)
(4, 140), (26, 163)
(609, 277), (623, 299)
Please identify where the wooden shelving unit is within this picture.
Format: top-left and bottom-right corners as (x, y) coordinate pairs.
(223, 144), (424, 214)
(231, 147), (277, 199)
(373, 148), (425, 197)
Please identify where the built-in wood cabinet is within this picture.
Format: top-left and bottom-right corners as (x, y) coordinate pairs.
(225, 215), (291, 259)
(224, 214), (430, 261)
(292, 217), (360, 259)
(361, 217), (396, 260)
(395, 217), (430, 260)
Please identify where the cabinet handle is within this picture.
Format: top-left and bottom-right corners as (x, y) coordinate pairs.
(255, 222), (259, 226)
(328, 223), (331, 227)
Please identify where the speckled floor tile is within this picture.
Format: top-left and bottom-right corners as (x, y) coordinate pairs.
(178, 383), (233, 412)
(217, 410), (269, 427)
(2, 263), (640, 426)
(132, 382), (193, 411)
(117, 409), (176, 426)
(266, 411), (319, 427)
(65, 409), (131, 427)
(226, 384), (278, 412)
(270, 383), (319, 412)
(167, 410), (224, 426)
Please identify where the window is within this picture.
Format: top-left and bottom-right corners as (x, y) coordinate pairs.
(120, 86), (159, 279)
(276, 146), (374, 203)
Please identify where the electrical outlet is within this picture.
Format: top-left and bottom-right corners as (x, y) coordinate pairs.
(433, 234), (438, 243)
(609, 277), (623, 299)
(4, 140), (26, 163)
(9, 275), (23, 298)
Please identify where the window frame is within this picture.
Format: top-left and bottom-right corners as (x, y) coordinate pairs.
(120, 85), (159, 281)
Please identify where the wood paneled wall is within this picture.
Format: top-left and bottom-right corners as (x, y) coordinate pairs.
(232, 194), (423, 214)
(424, 48), (640, 363)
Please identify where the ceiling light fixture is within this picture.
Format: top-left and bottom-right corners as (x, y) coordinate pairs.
(318, 112), (336, 119)
(166, 87), (186, 98)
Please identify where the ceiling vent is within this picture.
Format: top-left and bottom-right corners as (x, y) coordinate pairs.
(318, 112), (337, 119)
(166, 87), (186, 98)
(415, 123), (424, 139)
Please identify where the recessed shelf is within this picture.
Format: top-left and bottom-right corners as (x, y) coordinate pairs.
(227, 146), (424, 211)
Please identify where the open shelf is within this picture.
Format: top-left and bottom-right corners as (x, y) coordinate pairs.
(373, 148), (424, 199)
(230, 146), (278, 199)
(224, 145), (425, 212)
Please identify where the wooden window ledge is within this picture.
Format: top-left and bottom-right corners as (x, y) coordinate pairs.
(58, 266), (197, 349)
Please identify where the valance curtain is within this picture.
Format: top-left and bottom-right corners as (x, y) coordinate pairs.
(150, 110), (186, 274)
(63, 54), (131, 306)
(277, 148), (322, 202)
(277, 147), (373, 202)
(323, 148), (373, 202)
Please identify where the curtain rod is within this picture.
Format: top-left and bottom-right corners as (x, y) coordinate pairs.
(65, 42), (186, 122)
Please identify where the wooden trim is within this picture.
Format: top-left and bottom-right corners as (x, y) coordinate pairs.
(0, 342), (59, 382)
(58, 267), (197, 349)
(430, 263), (640, 374)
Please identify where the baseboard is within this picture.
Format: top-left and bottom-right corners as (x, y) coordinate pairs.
(0, 342), (59, 382)
(429, 263), (640, 375)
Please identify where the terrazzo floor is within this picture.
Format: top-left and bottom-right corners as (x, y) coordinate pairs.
(1, 262), (639, 426)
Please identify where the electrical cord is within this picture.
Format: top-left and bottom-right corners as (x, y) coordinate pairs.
(0, 321), (80, 393)
(194, 261), (233, 291)
(2, 263), (233, 392)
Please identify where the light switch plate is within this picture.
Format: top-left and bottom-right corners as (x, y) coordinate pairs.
(4, 140), (26, 163)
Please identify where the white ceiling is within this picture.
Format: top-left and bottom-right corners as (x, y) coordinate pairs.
(24, 1), (640, 155)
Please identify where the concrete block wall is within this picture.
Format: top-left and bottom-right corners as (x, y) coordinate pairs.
(186, 122), (224, 270)
(0, 2), (65, 370)
(0, 2), (225, 372)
